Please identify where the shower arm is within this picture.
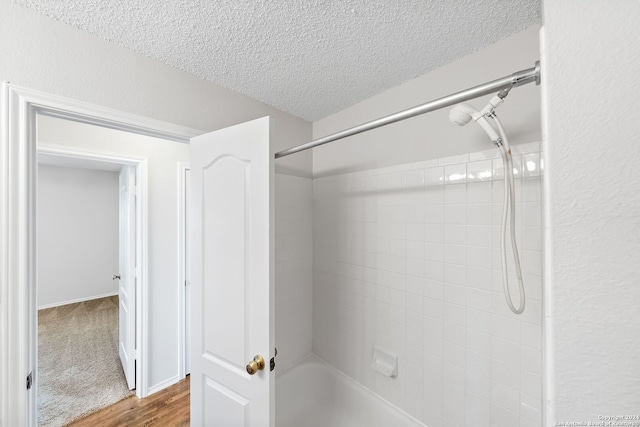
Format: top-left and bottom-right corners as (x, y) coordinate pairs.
(274, 61), (540, 159)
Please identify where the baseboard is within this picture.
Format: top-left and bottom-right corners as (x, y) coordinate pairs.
(38, 292), (119, 310)
(147, 374), (182, 396)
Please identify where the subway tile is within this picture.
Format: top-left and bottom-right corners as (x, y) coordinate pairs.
(521, 321), (542, 350)
(406, 275), (425, 297)
(491, 403), (519, 427)
(445, 224), (467, 245)
(442, 400), (465, 427)
(467, 160), (493, 182)
(445, 163), (467, 184)
(443, 358), (466, 384)
(406, 169), (425, 186)
(424, 186), (444, 206)
(444, 183), (467, 204)
(424, 297), (444, 320)
(466, 308), (492, 334)
(445, 244), (467, 265)
(492, 336), (521, 367)
(521, 370), (542, 399)
(467, 203), (493, 225)
(425, 242), (444, 262)
(467, 245), (492, 269)
(424, 204), (444, 224)
(466, 412), (491, 427)
(521, 344), (542, 374)
(466, 350), (491, 378)
(466, 370), (491, 399)
(467, 267), (493, 291)
(443, 381), (465, 407)
(521, 391), (542, 420)
(444, 263), (466, 286)
(491, 380), (520, 414)
(444, 322), (466, 347)
(424, 260), (444, 281)
(491, 314), (521, 343)
(424, 224), (445, 243)
(406, 204), (425, 223)
(424, 279), (444, 300)
(443, 302), (466, 327)
(466, 330), (492, 357)
(466, 288), (492, 312)
(492, 358), (521, 390)
(424, 167), (445, 185)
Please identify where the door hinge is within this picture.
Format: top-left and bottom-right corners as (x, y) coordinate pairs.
(26, 372), (33, 390)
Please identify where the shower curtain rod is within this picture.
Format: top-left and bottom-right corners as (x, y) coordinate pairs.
(275, 61), (541, 159)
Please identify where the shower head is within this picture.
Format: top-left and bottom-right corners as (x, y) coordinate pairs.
(449, 103), (500, 143)
(449, 104), (478, 126)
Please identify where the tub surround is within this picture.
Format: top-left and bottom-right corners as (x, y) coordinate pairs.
(312, 142), (544, 427)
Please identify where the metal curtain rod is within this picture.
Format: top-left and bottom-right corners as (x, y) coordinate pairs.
(275, 61), (541, 159)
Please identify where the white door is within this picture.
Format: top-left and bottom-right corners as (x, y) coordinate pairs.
(190, 116), (274, 427)
(118, 165), (136, 390)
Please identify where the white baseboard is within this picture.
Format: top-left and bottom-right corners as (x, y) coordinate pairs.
(147, 374), (182, 396)
(38, 291), (119, 310)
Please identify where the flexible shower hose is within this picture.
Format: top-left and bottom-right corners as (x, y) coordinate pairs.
(492, 115), (526, 314)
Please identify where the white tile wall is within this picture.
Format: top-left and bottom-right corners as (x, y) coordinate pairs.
(312, 142), (543, 427)
(275, 173), (314, 374)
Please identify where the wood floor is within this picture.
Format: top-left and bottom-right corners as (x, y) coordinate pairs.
(67, 376), (190, 427)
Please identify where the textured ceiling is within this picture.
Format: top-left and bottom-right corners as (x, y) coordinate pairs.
(14, 0), (540, 121)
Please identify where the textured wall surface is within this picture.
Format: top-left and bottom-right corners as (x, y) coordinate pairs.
(542, 0), (640, 422)
(11, 0), (539, 121)
(312, 25), (541, 177)
(313, 143), (544, 427)
(37, 165), (119, 308)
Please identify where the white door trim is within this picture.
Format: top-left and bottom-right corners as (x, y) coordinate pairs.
(0, 82), (202, 427)
(177, 162), (190, 378)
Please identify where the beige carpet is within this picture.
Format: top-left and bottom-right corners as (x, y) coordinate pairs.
(38, 296), (134, 426)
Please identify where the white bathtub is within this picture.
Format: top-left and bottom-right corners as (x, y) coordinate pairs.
(275, 355), (425, 427)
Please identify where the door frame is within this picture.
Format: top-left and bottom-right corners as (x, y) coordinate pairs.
(39, 144), (146, 394)
(0, 82), (201, 426)
(177, 162), (190, 378)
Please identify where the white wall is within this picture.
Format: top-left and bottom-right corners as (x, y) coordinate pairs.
(0, 0), (312, 402)
(312, 25), (541, 177)
(37, 114), (189, 393)
(37, 164), (119, 308)
(541, 1), (640, 423)
(275, 174), (313, 374)
(0, 0), (311, 177)
(313, 143), (544, 427)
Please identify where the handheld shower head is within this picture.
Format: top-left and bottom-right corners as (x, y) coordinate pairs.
(448, 104), (478, 126)
(449, 103), (501, 143)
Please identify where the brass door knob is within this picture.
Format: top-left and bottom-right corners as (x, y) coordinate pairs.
(246, 355), (265, 375)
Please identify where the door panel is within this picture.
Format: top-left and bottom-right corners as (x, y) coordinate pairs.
(118, 165), (136, 390)
(190, 116), (273, 427)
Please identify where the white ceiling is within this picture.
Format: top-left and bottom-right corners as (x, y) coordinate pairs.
(14, 0), (540, 122)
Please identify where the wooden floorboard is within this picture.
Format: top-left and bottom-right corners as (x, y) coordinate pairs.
(66, 376), (190, 427)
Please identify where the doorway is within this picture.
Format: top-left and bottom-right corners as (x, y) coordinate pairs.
(36, 151), (140, 425)
(1, 83), (200, 426)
